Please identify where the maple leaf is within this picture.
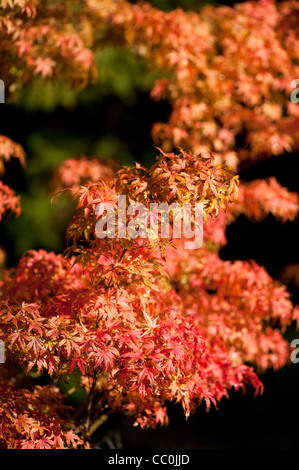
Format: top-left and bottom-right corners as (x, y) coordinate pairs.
(27, 337), (45, 356)
(14, 414), (32, 434)
(34, 57), (56, 78)
(90, 345), (119, 370)
(36, 437), (54, 449)
(21, 440), (35, 449)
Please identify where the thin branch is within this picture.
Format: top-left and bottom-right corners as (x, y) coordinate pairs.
(84, 373), (98, 433)
(89, 413), (110, 436)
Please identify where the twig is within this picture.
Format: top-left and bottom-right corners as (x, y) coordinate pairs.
(84, 373), (98, 433)
(89, 413), (110, 436)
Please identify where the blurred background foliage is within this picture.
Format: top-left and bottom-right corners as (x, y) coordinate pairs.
(0, 45), (166, 263)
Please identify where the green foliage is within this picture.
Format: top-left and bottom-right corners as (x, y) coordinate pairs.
(15, 46), (158, 111)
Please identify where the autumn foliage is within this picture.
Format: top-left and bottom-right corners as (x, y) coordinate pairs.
(0, 0), (299, 449)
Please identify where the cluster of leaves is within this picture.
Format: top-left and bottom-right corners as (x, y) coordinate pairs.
(51, 156), (119, 194)
(91, 0), (299, 170)
(0, 135), (26, 220)
(0, 380), (83, 448)
(165, 242), (295, 373)
(202, 177), (299, 248)
(65, 149), (238, 267)
(0, 149), (239, 434)
(0, 0), (96, 99)
(230, 177), (299, 223)
(114, 148), (238, 208)
(1, 147), (298, 444)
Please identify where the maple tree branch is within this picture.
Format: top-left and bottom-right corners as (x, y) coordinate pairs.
(83, 373), (98, 434)
(89, 412), (111, 436)
(72, 373), (98, 430)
